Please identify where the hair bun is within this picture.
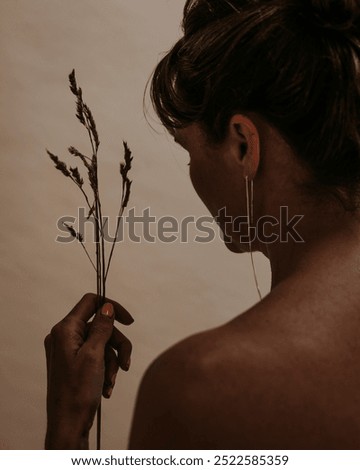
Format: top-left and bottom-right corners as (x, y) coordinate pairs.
(302, 0), (360, 33)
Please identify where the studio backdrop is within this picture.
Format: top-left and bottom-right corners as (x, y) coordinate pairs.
(0, 0), (270, 450)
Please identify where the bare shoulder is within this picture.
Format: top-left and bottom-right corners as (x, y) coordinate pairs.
(128, 320), (281, 449)
(128, 327), (219, 449)
(128, 307), (360, 449)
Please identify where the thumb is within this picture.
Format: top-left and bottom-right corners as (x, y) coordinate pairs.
(86, 303), (115, 352)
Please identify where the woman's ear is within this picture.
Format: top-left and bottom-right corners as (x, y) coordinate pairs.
(228, 115), (260, 180)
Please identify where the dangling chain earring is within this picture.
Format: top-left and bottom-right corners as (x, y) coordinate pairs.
(245, 176), (262, 301)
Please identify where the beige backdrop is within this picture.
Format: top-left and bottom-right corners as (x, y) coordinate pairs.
(0, 0), (270, 450)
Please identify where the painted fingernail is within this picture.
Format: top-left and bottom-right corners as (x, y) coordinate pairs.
(101, 303), (114, 318)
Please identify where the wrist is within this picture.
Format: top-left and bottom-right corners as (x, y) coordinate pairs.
(45, 429), (89, 450)
(45, 408), (93, 450)
(45, 419), (90, 450)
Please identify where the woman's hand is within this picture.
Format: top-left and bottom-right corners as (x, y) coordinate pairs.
(44, 293), (133, 449)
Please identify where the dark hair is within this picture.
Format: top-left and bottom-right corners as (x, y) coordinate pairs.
(151, 0), (360, 200)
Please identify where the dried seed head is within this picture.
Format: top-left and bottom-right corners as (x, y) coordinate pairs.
(76, 92), (85, 125)
(47, 150), (71, 178)
(68, 146), (91, 170)
(69, 69), (78, 96)
(84, 104), (100, 150)
(120, 141), (133, 180)
(70, 167), (84, 187)
(123, 141), (133, 167)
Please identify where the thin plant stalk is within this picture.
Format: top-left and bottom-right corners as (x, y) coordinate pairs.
(47, 69), (133, 450)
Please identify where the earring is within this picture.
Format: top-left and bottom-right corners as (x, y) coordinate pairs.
(245, 176), (262, 301)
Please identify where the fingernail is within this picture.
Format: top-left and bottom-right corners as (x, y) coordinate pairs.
(125, 357), (131, 371)
(106, 387), (113, 398)
(101, 303), (114, 318)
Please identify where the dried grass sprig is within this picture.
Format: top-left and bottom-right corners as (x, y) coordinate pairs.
(105, 142), (133, 281)
(47, 69), (134, 450)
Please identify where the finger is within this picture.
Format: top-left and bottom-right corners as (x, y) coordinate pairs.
(111, 298), (134, 326)
(66, 293), (134, 325)
(85, 303), (115, 353)
(44, 334), (52, 366)
(108, 327), (132, 372)
(103, 346), (119, 399)
(44, 334), (52, 388)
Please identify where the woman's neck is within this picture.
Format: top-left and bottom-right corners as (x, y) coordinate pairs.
(263, 202), (360, 289)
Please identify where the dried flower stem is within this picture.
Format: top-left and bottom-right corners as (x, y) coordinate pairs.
(47, 69), (133, 450)
(105, 142), (133, 282)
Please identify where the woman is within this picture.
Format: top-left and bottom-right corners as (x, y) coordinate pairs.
(44, 0), (360, 449)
